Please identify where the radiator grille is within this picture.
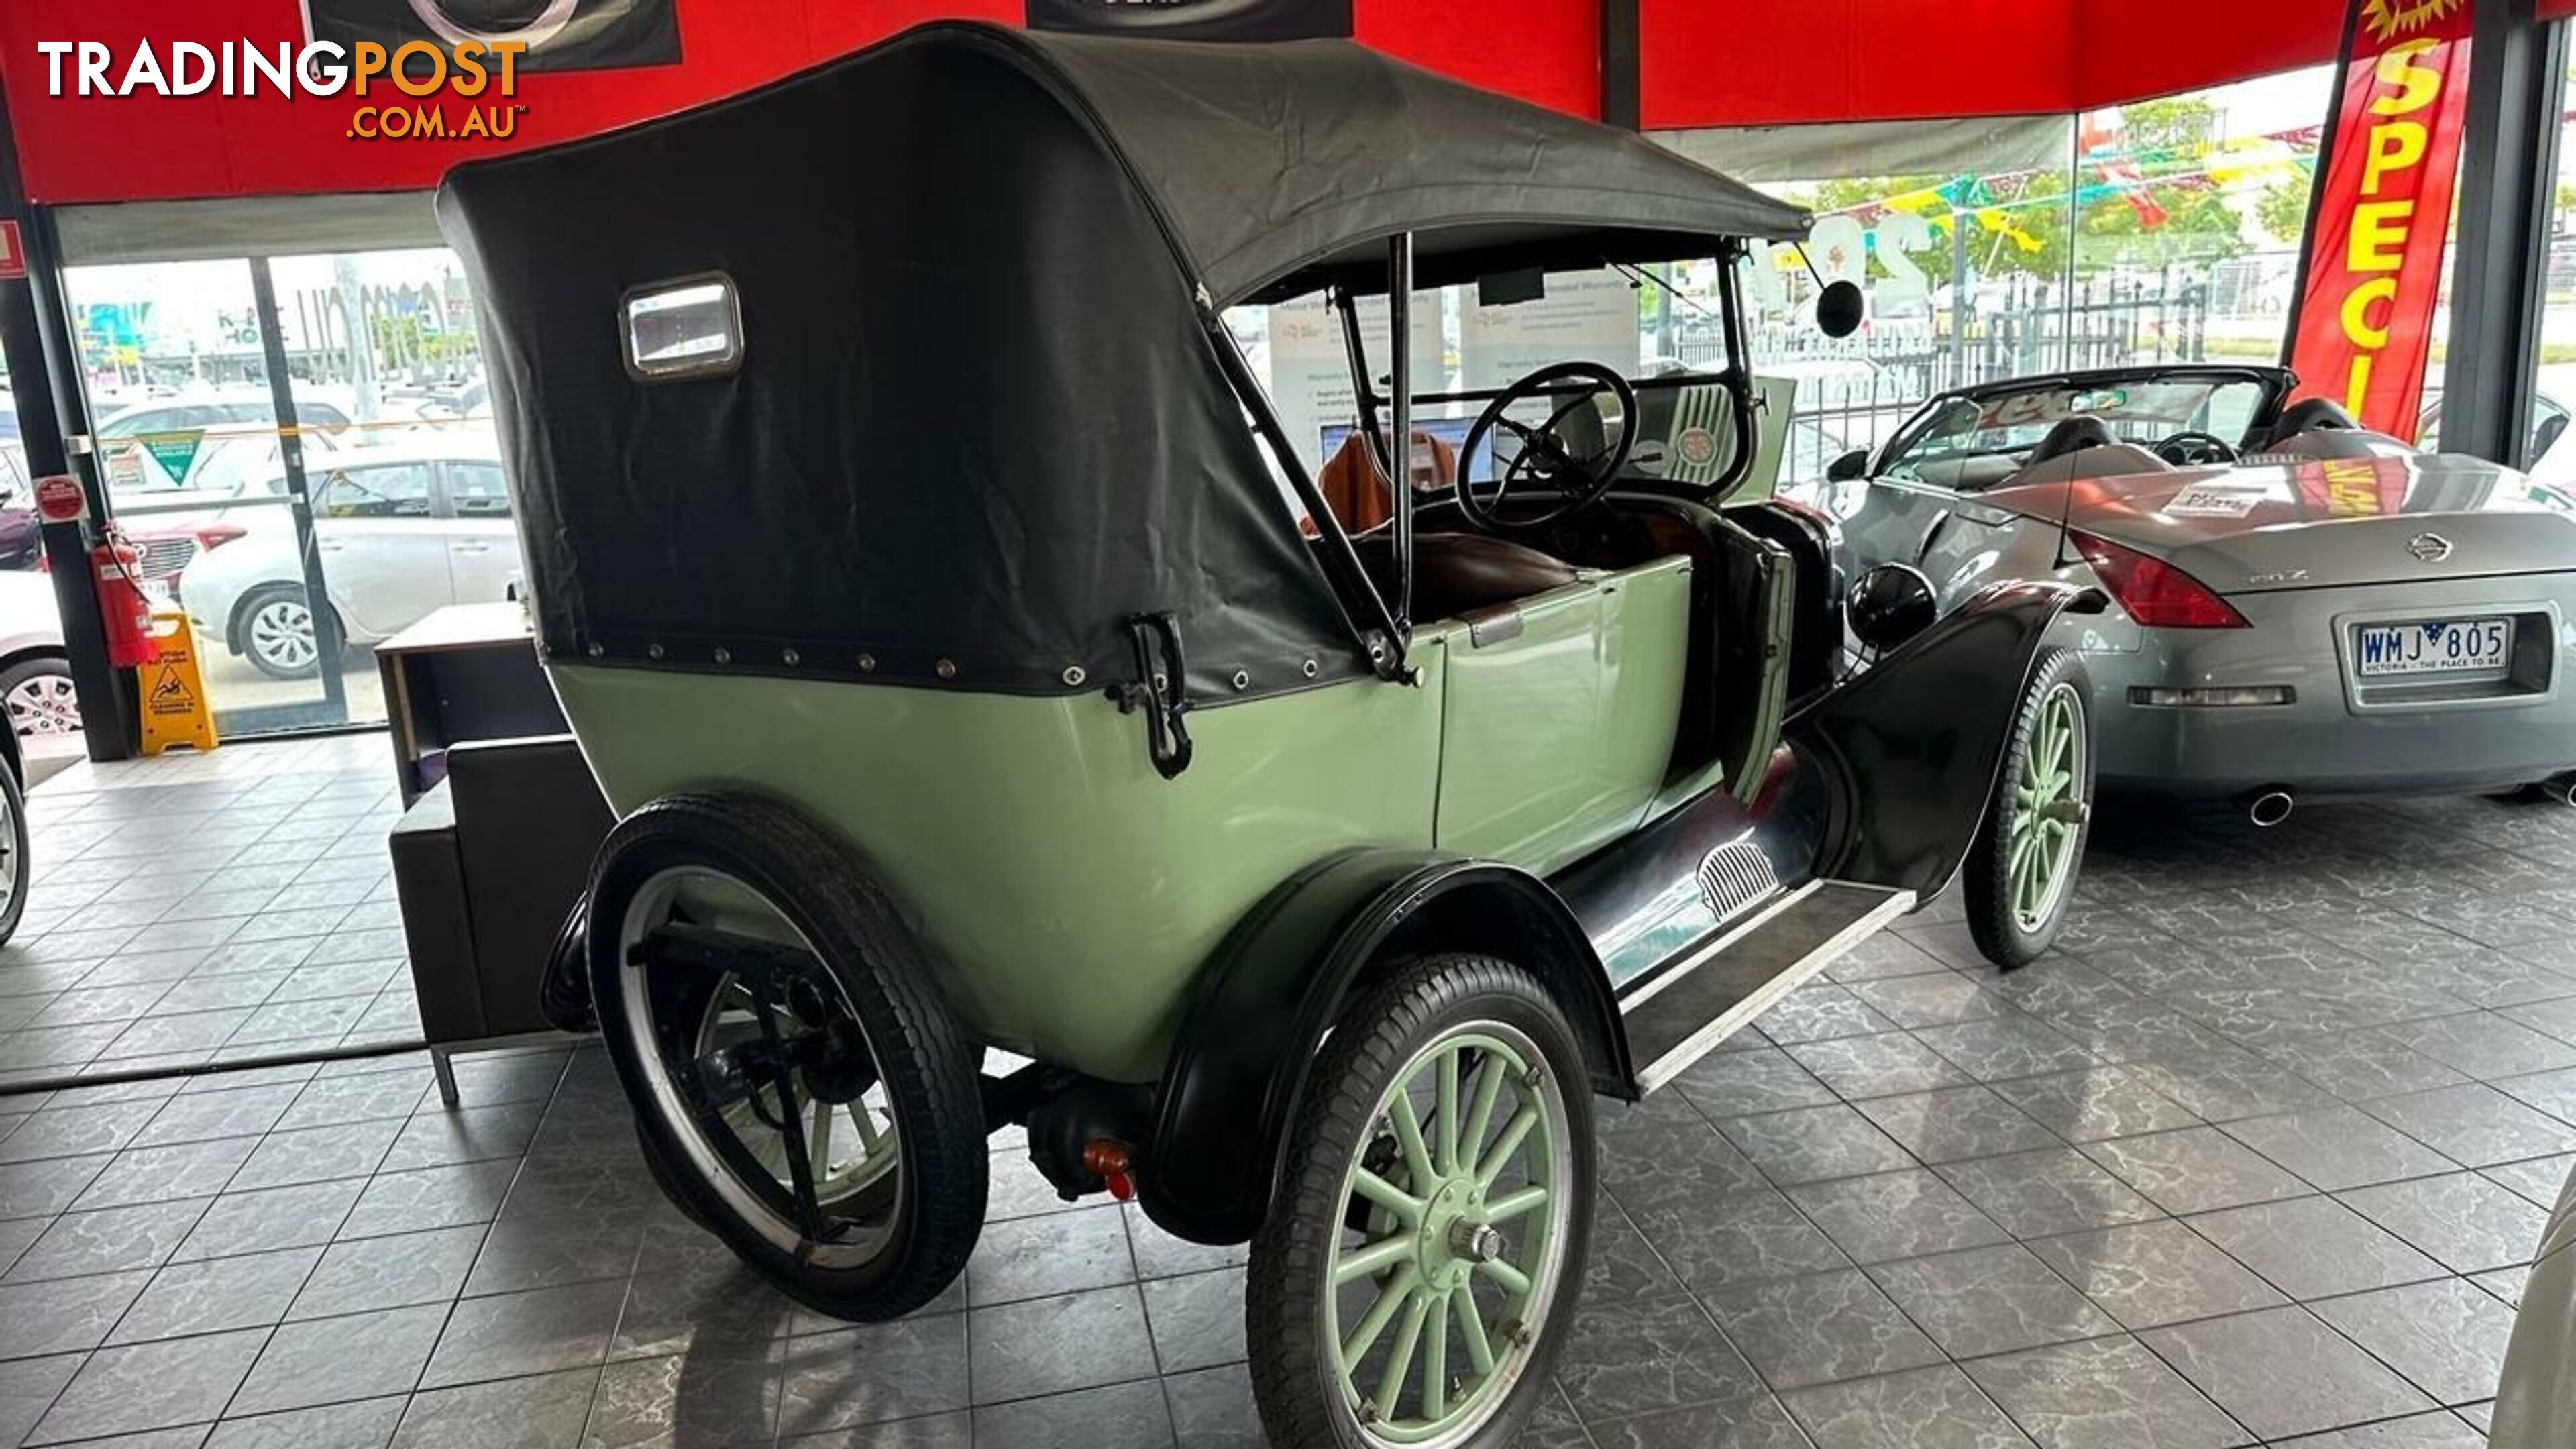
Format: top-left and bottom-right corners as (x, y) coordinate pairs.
(1697, 842), (1778, 921)
(135, 537), (199, 580)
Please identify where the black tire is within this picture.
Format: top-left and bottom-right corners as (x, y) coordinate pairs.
(0, 759), (30, 948)
(0, 656), (79, 739)
(231, 584), (321, 680)
(1249, 954), (1595, 1449)
(636, 1123), (710, 1231)
(588, 792), (986, 1322)
(1963, 647), (2094, 969)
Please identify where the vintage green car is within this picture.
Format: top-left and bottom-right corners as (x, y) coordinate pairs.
(440, 22), (2095, 1448)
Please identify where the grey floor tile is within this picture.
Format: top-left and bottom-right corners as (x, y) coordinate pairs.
(1866, 1244), (2120, 1359)
(1785, 1034), (1977, 1099)
(1911, 1016), (2104, 1081)
(0, 1354), (85, 1448)
(0, 1268), (153, 1358)
(1847, 974), (2008, 1030)
(2359, 1083), (2576, 1168)
(2077, 1128), (2311, 1214)
(1622, 1182), (1849, 1292)
(1784, 1169), (2010, 1265)
(0, 1153), (112, 1220)
(2384, 1012), (2576, 1078)
(276, 1073), (428, 1132)
(201, 1395), (408, 1449)
(780, 1313), (971, 1429)
(2214, 1106), (2459, 1191)
(1753, 985), (1899, 1045)
(376, 1104), (542, 1173)
(1670, 1046), (1839, 1118)
(230, 1302), (449, 1416)
(421, 1278), (626, 1388)
(779, 1411), (975, 1447)
(171, 1179), (363, 1262)
(1853, 1086), (2063, 1164)
(1703, 1268), (1945, 1392)
(971, 1379), (1173, 1448)
(2307, 1277), (2514, 1407)
(2124, 1049), (2338, 1124)
(107, 1244), (321, 1344)
(26, 1326), (267, 1444)
(1933, 1148), (2163, 1239)
(225, 1120), (401, 1193)
(74, 1138), (256, 1211)
(1582, 1391), (1813, 1448)
(2022, 1220), (2284, 1330)
(1782, 1364), (2037, 1449)
(1138, 1266), (1243, 1376)
(289, 1224), (485, 1320)
(386, 1366), (597, 1448)
(2141, 1305), (2434, 1442)
(460, 1209), (643, 1297)
(2338, 1173), (2553, 1273)
(1965, 1334), (2245, 1449)
(1160, 1363), (1259, 1448)
(966, 1203), (1133, 1307)
(129, 1085), (301, 1149)
(2479, 1152), (2576, 1209)
(2184, 1194), (2447, 1299)
(585, 1350), (778, 1448)
(0, 1099), (164, 1163)
(1717, 1104), (1916, 1187)
(336, 1160), (517, 1240)
(2263, 1410), (2489, 1448)
(1553, 1290), (1762, 1419)
(968, 1285), (1152, 1405)
(5, 1197), (208, 1283)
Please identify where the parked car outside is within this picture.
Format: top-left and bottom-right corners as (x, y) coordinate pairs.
(176, 439), (519, 678)
(0, 569), (76, 737)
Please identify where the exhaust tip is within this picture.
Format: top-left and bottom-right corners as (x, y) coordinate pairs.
(2249, 790), (2296, 828)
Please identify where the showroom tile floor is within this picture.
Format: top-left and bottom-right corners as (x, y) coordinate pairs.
(0, 737), (2569, 1444)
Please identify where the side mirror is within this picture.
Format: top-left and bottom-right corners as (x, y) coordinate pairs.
(1815, 280), (1866, 339)
(1847, 562), (1937, 653)
(1826, 448), (1869, 482)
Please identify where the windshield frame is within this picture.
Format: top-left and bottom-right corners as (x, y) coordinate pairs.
(1870, 365), (2296, 488)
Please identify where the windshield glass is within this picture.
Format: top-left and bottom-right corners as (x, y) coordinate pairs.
(1883, 376), (2272, 489)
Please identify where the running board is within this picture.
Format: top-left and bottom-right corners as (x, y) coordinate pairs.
(1617, 880), (1915, 1095)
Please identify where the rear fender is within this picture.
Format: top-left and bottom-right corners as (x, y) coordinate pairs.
(1139, 849), (1625, 1247)
(1788, 580), (2090, 899)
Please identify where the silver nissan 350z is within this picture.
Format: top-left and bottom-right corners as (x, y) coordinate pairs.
(1814, 364), (2576, 820)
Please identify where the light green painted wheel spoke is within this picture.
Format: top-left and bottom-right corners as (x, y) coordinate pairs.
(1422, 1287), (1450, 1421)
(1352, 1167), (1424, 1226)
(1476, 1104), (1540, 1189)
(1460, 1053), (1506, 1171)
(807, 1100), (833, 1180)
(1390, 1093), (1437, 1191)
(852, 1097), (883, 1152)
(2006, 683), (2087, 935)
(1452, 1285), (1497, 1376)
(1340, 1264), (1421, 1371)
(1477, 1256), (1533, 1297)
(1485, 1183), (1548, 1224)
(1435, 1050), (1462, 1175)
(1335, 1233), (1415, 1287)
(1377, 1287), (1434, 1416)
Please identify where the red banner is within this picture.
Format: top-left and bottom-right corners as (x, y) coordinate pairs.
(2284, 0), (2474, 441)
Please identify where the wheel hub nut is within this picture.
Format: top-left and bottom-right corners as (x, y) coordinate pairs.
(1449, 1220), (1507, 1263)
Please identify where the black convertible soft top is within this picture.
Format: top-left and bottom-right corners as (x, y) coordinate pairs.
(439, 22), (1807, 700)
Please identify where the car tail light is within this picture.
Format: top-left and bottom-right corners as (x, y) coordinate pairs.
(193, 524), (247, 551)
(2070, 529), (2249, 629)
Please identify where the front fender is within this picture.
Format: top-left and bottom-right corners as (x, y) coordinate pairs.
(1788, 580), (2090, 900)
(1139, 849), (1625, 1246)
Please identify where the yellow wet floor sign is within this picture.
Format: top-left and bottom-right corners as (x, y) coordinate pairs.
(139, 604), (217, 755)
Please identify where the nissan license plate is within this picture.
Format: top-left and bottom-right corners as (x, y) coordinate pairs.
(2354, 617), (2512, 677)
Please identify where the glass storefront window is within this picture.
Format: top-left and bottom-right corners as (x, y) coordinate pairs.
(59, 237), (492, 739)
(2519, 45), (2576, 480)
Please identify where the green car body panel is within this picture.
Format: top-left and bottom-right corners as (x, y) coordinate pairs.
(549, 558), (1693, 1083)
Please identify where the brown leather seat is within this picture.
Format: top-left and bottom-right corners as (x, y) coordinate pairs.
(1350, 530), (1580, 621)
(1316, 429), (1460, 535)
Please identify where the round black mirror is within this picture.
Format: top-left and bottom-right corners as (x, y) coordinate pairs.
(1815, 280), (1866, 339)
(1847, 562), (1937, 653)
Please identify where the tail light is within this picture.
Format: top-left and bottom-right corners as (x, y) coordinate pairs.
(192, 524), (247, 552)
(2070, 529), (2249, 629)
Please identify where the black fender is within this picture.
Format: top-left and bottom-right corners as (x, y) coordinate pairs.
(1788, 580), (2095, 900)
(1138, 849), (1628, 1247)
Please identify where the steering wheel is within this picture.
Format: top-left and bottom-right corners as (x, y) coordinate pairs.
(1455, 362), (1638, 533)
(2155, 431), (2239, 467)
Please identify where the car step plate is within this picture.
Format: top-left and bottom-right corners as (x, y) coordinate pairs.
(1617, 879), (1914, 1095)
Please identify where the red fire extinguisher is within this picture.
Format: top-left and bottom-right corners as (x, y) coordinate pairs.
(91, 525), (160, 669)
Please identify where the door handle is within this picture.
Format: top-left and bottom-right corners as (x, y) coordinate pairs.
(316, 540), (344, 552)
(451, 542), (490, 554)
